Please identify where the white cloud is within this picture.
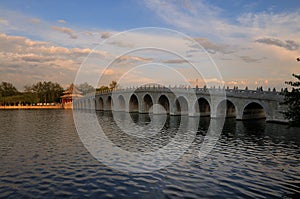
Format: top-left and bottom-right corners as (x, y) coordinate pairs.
(0, 8), (107, 49)
(51, 26), (78, 39)
(255, 37), (299, 51)
(193, 38), (235, 54)
(144, 0), (225, 38)
(57, 19), (67, 24)
(103, 68), (115, 75)
(143, 0), (300, 89)
(0, 18), (8, 25)
(0, 33), (103, 89)
(101, 32), (112, 39)
(1, 3), (300, 90)
(30, 18), (41, 24)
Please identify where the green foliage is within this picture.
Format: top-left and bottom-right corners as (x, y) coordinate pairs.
(0, 81), (63, 105)
(109, 81), (118, 89)
(0, 93), (39, 105)
(0, 82), (19, 97)
(29, 81), (64, 103)
(96, 86), (109, 92)
(281, 74), (300, 127)
(77, 82), (95, 95)
(95, 81), (118, 92)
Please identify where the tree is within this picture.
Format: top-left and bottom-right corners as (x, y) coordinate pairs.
(96, 86), (109, 92)
(0, 82), (41, 105)
(77, 82), (95, 95)
(109, 81), (118, 89)
(30, 81), (63, 103)
(24, 85), (33, 93)
(0, 82), (19, 97)
(0, 93), (39, 106)
(0, 81), (63, 105)
(96, 81), (118, 92)
(281, 74), (300, 126)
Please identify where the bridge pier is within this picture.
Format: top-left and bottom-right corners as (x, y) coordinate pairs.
(236, 112), (243, 120)
(77, 87), (287, 123)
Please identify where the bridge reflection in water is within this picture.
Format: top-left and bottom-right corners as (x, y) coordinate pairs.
(1, 109), (299, 198)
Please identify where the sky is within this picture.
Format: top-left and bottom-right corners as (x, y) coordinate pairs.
(0, 0), (300, 90)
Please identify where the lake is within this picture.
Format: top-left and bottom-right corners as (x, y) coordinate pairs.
(0, 110), (299, 198)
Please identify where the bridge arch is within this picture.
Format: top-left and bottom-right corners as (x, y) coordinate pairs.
(87, 99), (92, 110)
(216, 99), (236, 118)
(73, 101), (77, 109)
(129, 94), (139, 112)
(174, 96), (189, 115)
(242, 101), (267, 120)
(158, 95), (170, 114)
(117, 95), (126, 111)
(73, 102), (77, 109)
(105, 96), (113, 110)
(143, 94), (153, 113)
(93, 99), (96, 110)
(95, 97), (104, 110)
(195, 97), (211, 117)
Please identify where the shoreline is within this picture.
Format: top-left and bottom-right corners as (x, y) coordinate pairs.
(0, 105), (63, 109)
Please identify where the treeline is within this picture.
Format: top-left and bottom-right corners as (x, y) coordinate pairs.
(96, 81), (118, 92)
(0, 81), (118, 106)
(0, 81), (64, 106)
(68, 81), (118, 95)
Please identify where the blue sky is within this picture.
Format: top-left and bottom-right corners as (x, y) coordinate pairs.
(0, 0), (300, 90)
(2, 0), (299, 31)
(0, 0), (156, 30)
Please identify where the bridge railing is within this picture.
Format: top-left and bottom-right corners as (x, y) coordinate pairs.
(85, 86), (282, 100)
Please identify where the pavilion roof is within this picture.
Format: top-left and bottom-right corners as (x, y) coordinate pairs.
(63, 83), (83, 95)
(61, 93), (82, 99)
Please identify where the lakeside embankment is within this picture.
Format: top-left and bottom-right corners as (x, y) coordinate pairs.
(0, 105), (63, 109)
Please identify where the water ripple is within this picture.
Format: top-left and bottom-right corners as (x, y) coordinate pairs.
(0, 110), (300, 198)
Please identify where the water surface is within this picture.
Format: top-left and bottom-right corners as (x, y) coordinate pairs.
(0, 110), (300, 198)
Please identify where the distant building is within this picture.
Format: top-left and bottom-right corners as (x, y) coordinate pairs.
(61, 83), (83, 109)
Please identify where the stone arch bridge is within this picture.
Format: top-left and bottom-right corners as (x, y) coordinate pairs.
(73, 86), (286, 123)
